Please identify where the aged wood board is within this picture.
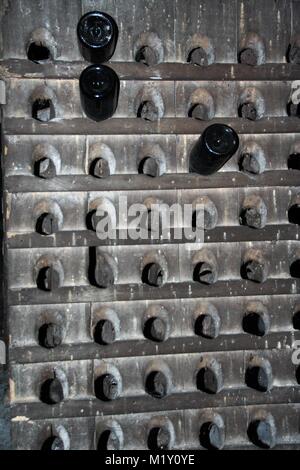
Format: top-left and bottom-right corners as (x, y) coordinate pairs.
(0, 0), (300, 450)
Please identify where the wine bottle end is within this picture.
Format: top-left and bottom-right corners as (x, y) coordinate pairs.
(189, 124), (239, 176)
(77, 11), (119, 63)
(79, 64), (120, 121)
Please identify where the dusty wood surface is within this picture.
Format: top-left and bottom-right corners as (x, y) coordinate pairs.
(1, 0), (300, 450)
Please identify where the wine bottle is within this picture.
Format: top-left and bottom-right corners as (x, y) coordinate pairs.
(77, 11), (118, 63)
(189, 123), (239, 175)
(79, 64), (119, 121)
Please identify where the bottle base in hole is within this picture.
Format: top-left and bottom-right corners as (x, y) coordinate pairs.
(77, 11), (119, 63)
(189, 124), (239, 176)
(79, 64), (120, 122)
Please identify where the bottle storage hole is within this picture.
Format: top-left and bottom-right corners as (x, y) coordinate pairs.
(36, 213), (58, 235)
(94, 374), (119, 401)
(138, 157), (160, 177)
(147, 426), (171, 450)
(145, 370), (169, 399)
(293, 311), (300, 330)
(238, 102), (258, 120)
(143, 317), (167, 342)
(97, 430), (120, 451)
(191, 211), (198, 230)
(142, 263), (164, 287)
(239, 152), (265, 175)
(32, 98), (55, 122)
(196, 367), (219, 394)
(295, 365), (300, 384)
(86, 210), (98, 232)
(239, 48), (259, 66)
(89, 158), (110, 178)
(34, 157), (56, 179)
(41, 436), (64, 451)
(241, 260), (267, 283)
(135, 46), (158, 66)
(137, 101), (159, 121)
(288, 153), (300, 170)
(88, 248), (115, 288)
(188, 103), (210, 120)
(187, 47), (208, 66)
(192, 209), (216, 231)
(240, 207), (266, 229)
(40, 378), (64, 405)
(242, 312), (267, 336)
(93, 319), (116, 345)
(288, 204), (300, 224)
(36, 266), (60, 291)
(290, 259), (300, 278)
(199, 422), (223, 450)
(247, 420), (275, 449)
(194, 314), (219, 339)
(245, 366), (270, 392)
(287, 102), (300, 117)
(193, 262), (216, 285)
(38, 323), (63, 349)
(27, 42), (51, 63)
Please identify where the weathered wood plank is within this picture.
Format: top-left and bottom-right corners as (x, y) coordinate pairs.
(7, 279), (300, 306)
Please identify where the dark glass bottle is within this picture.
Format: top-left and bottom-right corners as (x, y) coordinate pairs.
(189, 124), (239, 175)
(77, 11), (118, 63)
(79, 64), (119, 121)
